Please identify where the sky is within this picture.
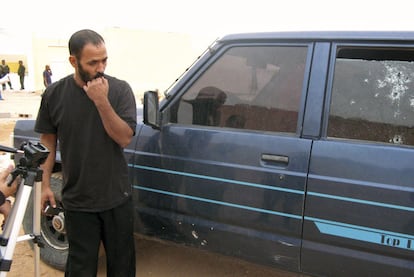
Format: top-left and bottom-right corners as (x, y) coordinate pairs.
(4, 0), (414, 37)
(2, 0), (414, 91)
(2, 0), (414, 54)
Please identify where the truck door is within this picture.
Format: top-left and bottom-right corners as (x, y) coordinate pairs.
(134, 43), (314, 271)
(302, 44), (414, 276)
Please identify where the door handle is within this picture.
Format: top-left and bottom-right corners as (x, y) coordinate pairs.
(261, 154), (289, 165)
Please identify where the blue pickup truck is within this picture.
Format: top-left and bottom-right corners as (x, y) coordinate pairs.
(13, 31), (414, 276)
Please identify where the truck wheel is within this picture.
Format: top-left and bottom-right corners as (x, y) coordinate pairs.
(23, 173), (68, 271)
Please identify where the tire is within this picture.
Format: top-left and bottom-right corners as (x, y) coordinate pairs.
(23, 173), (68, 271)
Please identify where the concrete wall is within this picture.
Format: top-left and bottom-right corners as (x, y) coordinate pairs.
(29, 27), (216, 99)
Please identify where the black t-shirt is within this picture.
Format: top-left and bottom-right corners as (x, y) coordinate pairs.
(35, 74), (137, 212)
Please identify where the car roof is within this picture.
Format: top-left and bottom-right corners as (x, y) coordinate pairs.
(220, 31), (414, 43)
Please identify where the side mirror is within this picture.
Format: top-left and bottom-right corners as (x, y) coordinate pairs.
(143, 90), (160, 129)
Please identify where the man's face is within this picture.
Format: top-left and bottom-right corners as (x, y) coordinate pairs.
(77, 61), (101, 83)
(75, 43), (108, 83)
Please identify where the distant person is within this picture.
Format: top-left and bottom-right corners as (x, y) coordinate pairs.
(0, 60), (13, 91)
(17, 60), (25, 90)
(43, 65), (53, 88)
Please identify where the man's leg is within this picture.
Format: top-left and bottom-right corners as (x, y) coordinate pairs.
(0, 74), (9, 85)
(19, 76), (24, 89)
(65, 210), (102, 277)
(0, 73), (4, 90)
(0, 76), (5, 99)
(101, 198), (136, 277)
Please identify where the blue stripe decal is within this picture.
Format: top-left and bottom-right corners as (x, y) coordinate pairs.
(306, 216), (414, 251)
(307, 191), (414, 212)
(130, 164), (413, 213)
(135, 185), (302, 219)
(130, 165), (414, 251)
(131, 164), (304, 195)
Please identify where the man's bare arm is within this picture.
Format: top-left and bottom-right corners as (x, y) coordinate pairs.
(40, 133), (57, 208)
(83, 77), (133, 148)
(95, 99), (133, 148)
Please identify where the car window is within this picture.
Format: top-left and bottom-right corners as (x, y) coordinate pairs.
(328, 46), (414, 146)
(169, 45), (308, 133)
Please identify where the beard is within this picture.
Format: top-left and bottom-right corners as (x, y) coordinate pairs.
(77, 62), (104, 83)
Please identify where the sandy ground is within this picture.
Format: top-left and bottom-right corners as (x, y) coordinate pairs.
(0, 90), (304, 276)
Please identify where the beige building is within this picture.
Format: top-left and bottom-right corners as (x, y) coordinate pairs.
(1, 27), (216, 100)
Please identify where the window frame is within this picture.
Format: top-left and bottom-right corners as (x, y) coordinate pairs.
(323, 42), (414, 147)
(163, 42), (313, 136)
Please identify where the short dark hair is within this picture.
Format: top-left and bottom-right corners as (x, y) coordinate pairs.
(68, 29), (105, 59)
